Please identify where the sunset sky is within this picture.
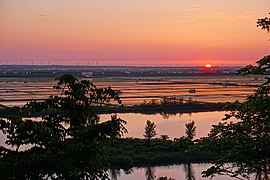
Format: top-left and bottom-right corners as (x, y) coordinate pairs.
(0, 0), (269, 66)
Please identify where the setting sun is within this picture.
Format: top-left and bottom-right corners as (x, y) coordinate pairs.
(205, 64), (212, 68)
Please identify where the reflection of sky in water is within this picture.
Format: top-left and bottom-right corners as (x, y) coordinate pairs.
(108, 164), (237, 180)
(0, 132), (6, 147)
(0, 112), (235, 149)
(100, 111), (236, 139)
(0, 76), (259, 107)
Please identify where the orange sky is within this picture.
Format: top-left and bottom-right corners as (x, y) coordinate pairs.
(0, 0), (269, 66)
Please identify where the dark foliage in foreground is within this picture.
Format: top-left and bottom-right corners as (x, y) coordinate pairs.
(0, 74), (127, 179)
(196, 58), (270, 179)
(104, 138), (217, 169)
(196, 85), (270, 179)
(193, 13), (270, 180)
(257, 12), (270, 32)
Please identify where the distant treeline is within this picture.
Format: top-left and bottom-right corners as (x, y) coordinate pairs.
(0, 100), (225, 118)
(0, 65), (240, 79)
(95, 101), (225, 115)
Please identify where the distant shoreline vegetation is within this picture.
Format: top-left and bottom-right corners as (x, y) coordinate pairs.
(96, 98), (225, 115)
(0, 98), (225, 118)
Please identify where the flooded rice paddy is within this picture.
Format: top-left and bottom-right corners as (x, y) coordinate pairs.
(0, 75), (262, 107)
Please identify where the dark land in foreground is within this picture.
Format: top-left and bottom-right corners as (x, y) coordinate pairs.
(0, 100), (222, 169)
(0, 97), (224, 168)
(104, 137), (216, 169)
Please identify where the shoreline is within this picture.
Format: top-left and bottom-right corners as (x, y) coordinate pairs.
(0, 101), (226, 118)
(95, 101), (225, 115)
(104, 138), (217, 170)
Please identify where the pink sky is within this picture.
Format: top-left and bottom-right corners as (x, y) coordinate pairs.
(0, 0), (269, 66)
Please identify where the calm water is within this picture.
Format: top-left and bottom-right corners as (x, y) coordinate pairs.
(100, 111), (233, 139)
(108, 164), (237, 180)
(101, 111), (237, 180)
(0, 111), (229, 147)
(0, 75), (260, 106)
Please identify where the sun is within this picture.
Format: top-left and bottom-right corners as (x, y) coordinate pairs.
(205, 64), (212, 68)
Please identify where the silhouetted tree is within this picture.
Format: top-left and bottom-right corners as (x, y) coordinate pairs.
(236, 55), (270, 85)
(199, 85), (270, 179)
(160, 134), (170, 141)
(257, 13), (270, 32)
(0, 74), (127, 179)
(144, 120), (157, 147)
(196, 14), (270, 179)
(185, 121), (196, 140)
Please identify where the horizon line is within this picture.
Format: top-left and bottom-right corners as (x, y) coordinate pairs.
(0, 64), (246, 67)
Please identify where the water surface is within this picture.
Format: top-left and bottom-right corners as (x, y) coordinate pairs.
(100, 111), (233, 139)
(108, 164), (236, 180)
(0, 75), (259, 106)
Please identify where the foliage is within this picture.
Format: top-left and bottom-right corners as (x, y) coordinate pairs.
(196, 15), (270, 178)
(257, 13), (270, 32)
(0, 100), (225, 118)
(160, 134), (170, 141)
(185, 121), (196, 140)
(198, 85), (270, 179)
(237, 13), (270, 85)
(200, 59), (270, 179)
(144, 120), (157, 147)
(141, 97), (187, 106)
(236, 55), (270, 85)
(195, 13), (270, 179)
(0, 74), (127, 179)
(104, 137), (215, 168)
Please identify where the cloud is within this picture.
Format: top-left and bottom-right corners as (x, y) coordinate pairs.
(185, 7), (200, 12)
(193, 12), (234, 22)
(39, 14), (63, 25)
(234, 9), (257, 20)
(40, 14), (48, 17)
(244, 10), (256, 14)
(185, 4), (204, 12)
